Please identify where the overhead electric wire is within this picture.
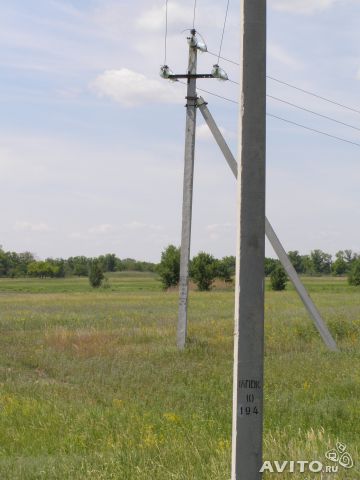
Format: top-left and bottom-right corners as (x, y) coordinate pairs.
(267, 114), (360, 148)
(267, 94), (360, 133)
(164, 0), (169, 65)
(177, 81), (360, 148)
(192, 0), (197, 29)
(168, 18), (360, 148)
(178, 80), (238, 104)
(267, 76), (360, 116)
(207, 50), (239, 65)
(207, 50), (360, 116)
(217, 0), (231, 63)
(227, 78), (360, 132)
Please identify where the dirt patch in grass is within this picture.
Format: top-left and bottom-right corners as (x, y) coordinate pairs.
(44, 328), (122, 358)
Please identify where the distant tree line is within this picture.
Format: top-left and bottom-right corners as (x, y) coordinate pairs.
(159, 245), (360, 291)
(0, 247), (157, 279)
(265, 249), (358, 277)
(1, 244), (360, 288)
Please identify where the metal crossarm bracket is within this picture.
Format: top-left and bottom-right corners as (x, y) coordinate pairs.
(169, 74), (215, 80)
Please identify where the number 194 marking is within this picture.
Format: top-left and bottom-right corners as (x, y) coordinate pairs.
(240, 406), (259, 416)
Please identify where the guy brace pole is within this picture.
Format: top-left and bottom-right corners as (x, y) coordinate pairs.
(196, 96), (338, 352)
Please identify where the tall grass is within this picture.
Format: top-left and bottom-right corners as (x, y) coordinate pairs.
(0, 274), (359, 479)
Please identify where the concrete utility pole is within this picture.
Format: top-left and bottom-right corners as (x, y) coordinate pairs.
(197, 97), (338, 352)
(232, 1), (266, 479)
(177, 31), (198, 350)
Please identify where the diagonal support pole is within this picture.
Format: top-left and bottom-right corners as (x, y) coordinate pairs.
(197, 96), (338, 352)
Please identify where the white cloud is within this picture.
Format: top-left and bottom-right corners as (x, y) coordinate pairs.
(15, 222), (51, 232)
(270, 0), (338, 14)
(91, 68), (182, 107)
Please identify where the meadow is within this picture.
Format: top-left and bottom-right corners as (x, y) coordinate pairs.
(0, 273), (359, 479)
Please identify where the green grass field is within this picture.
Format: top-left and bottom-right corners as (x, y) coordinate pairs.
(0, 273), (359, 479)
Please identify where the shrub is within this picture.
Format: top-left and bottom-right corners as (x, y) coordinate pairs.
(190, 252), (217, 291)
(348, 259), (360, 286)
(270, 265), (288, 291)
(158, 245), (180, 290)
(89, 261), (104, 288)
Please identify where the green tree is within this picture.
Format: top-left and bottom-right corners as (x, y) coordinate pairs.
(264, 257), (279, 276)
(309, 249), (332, 275)
(4, 251), (35, 277)
(0, 247), (9, 277)
(68, 256), (89, 276)
(216, 256), (234, 283)
(190, 252), (217, 291)
(99, 254), (117, 272)
(344, 249), (355, 264)
(27, 261), (60, 278)
(158, 245), (180, 290)
(288, 250), (304, 273)
(88, 261), (104, 288)
(46, 258), (66, 278)
(332, 257), (348, 276)
(270, 265), (288, 291)
(301, 255), (313, 275)
(348, 259), (360, 286)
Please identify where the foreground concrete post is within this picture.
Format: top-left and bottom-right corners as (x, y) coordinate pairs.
(232, 1), (266, 478)
(177, 35), (198, 349)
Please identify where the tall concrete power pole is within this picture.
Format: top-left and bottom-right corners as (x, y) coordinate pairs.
(232, 1), (267, 479)
(177, 31), (198, 350)
(161, 31), (225, 349)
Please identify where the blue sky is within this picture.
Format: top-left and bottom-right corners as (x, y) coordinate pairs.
(1, 0), (360, 261)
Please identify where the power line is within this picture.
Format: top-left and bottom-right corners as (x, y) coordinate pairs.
(267, 113), (360, 148)
(208, 50), (360, 116)
(217, 0), (231, 63)
(207, 50), (239, 66)
(192, 0), (197, 29)
(267, 76), (360, 116)
(228, 78), (360, 132)
(177, 81), (360, 148)
(164, 0), (169, 65)
(178, 80), (238, 104)
(267, 94), (360, 133)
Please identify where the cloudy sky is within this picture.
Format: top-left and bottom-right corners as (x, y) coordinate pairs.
(1, 0), (360, 261)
